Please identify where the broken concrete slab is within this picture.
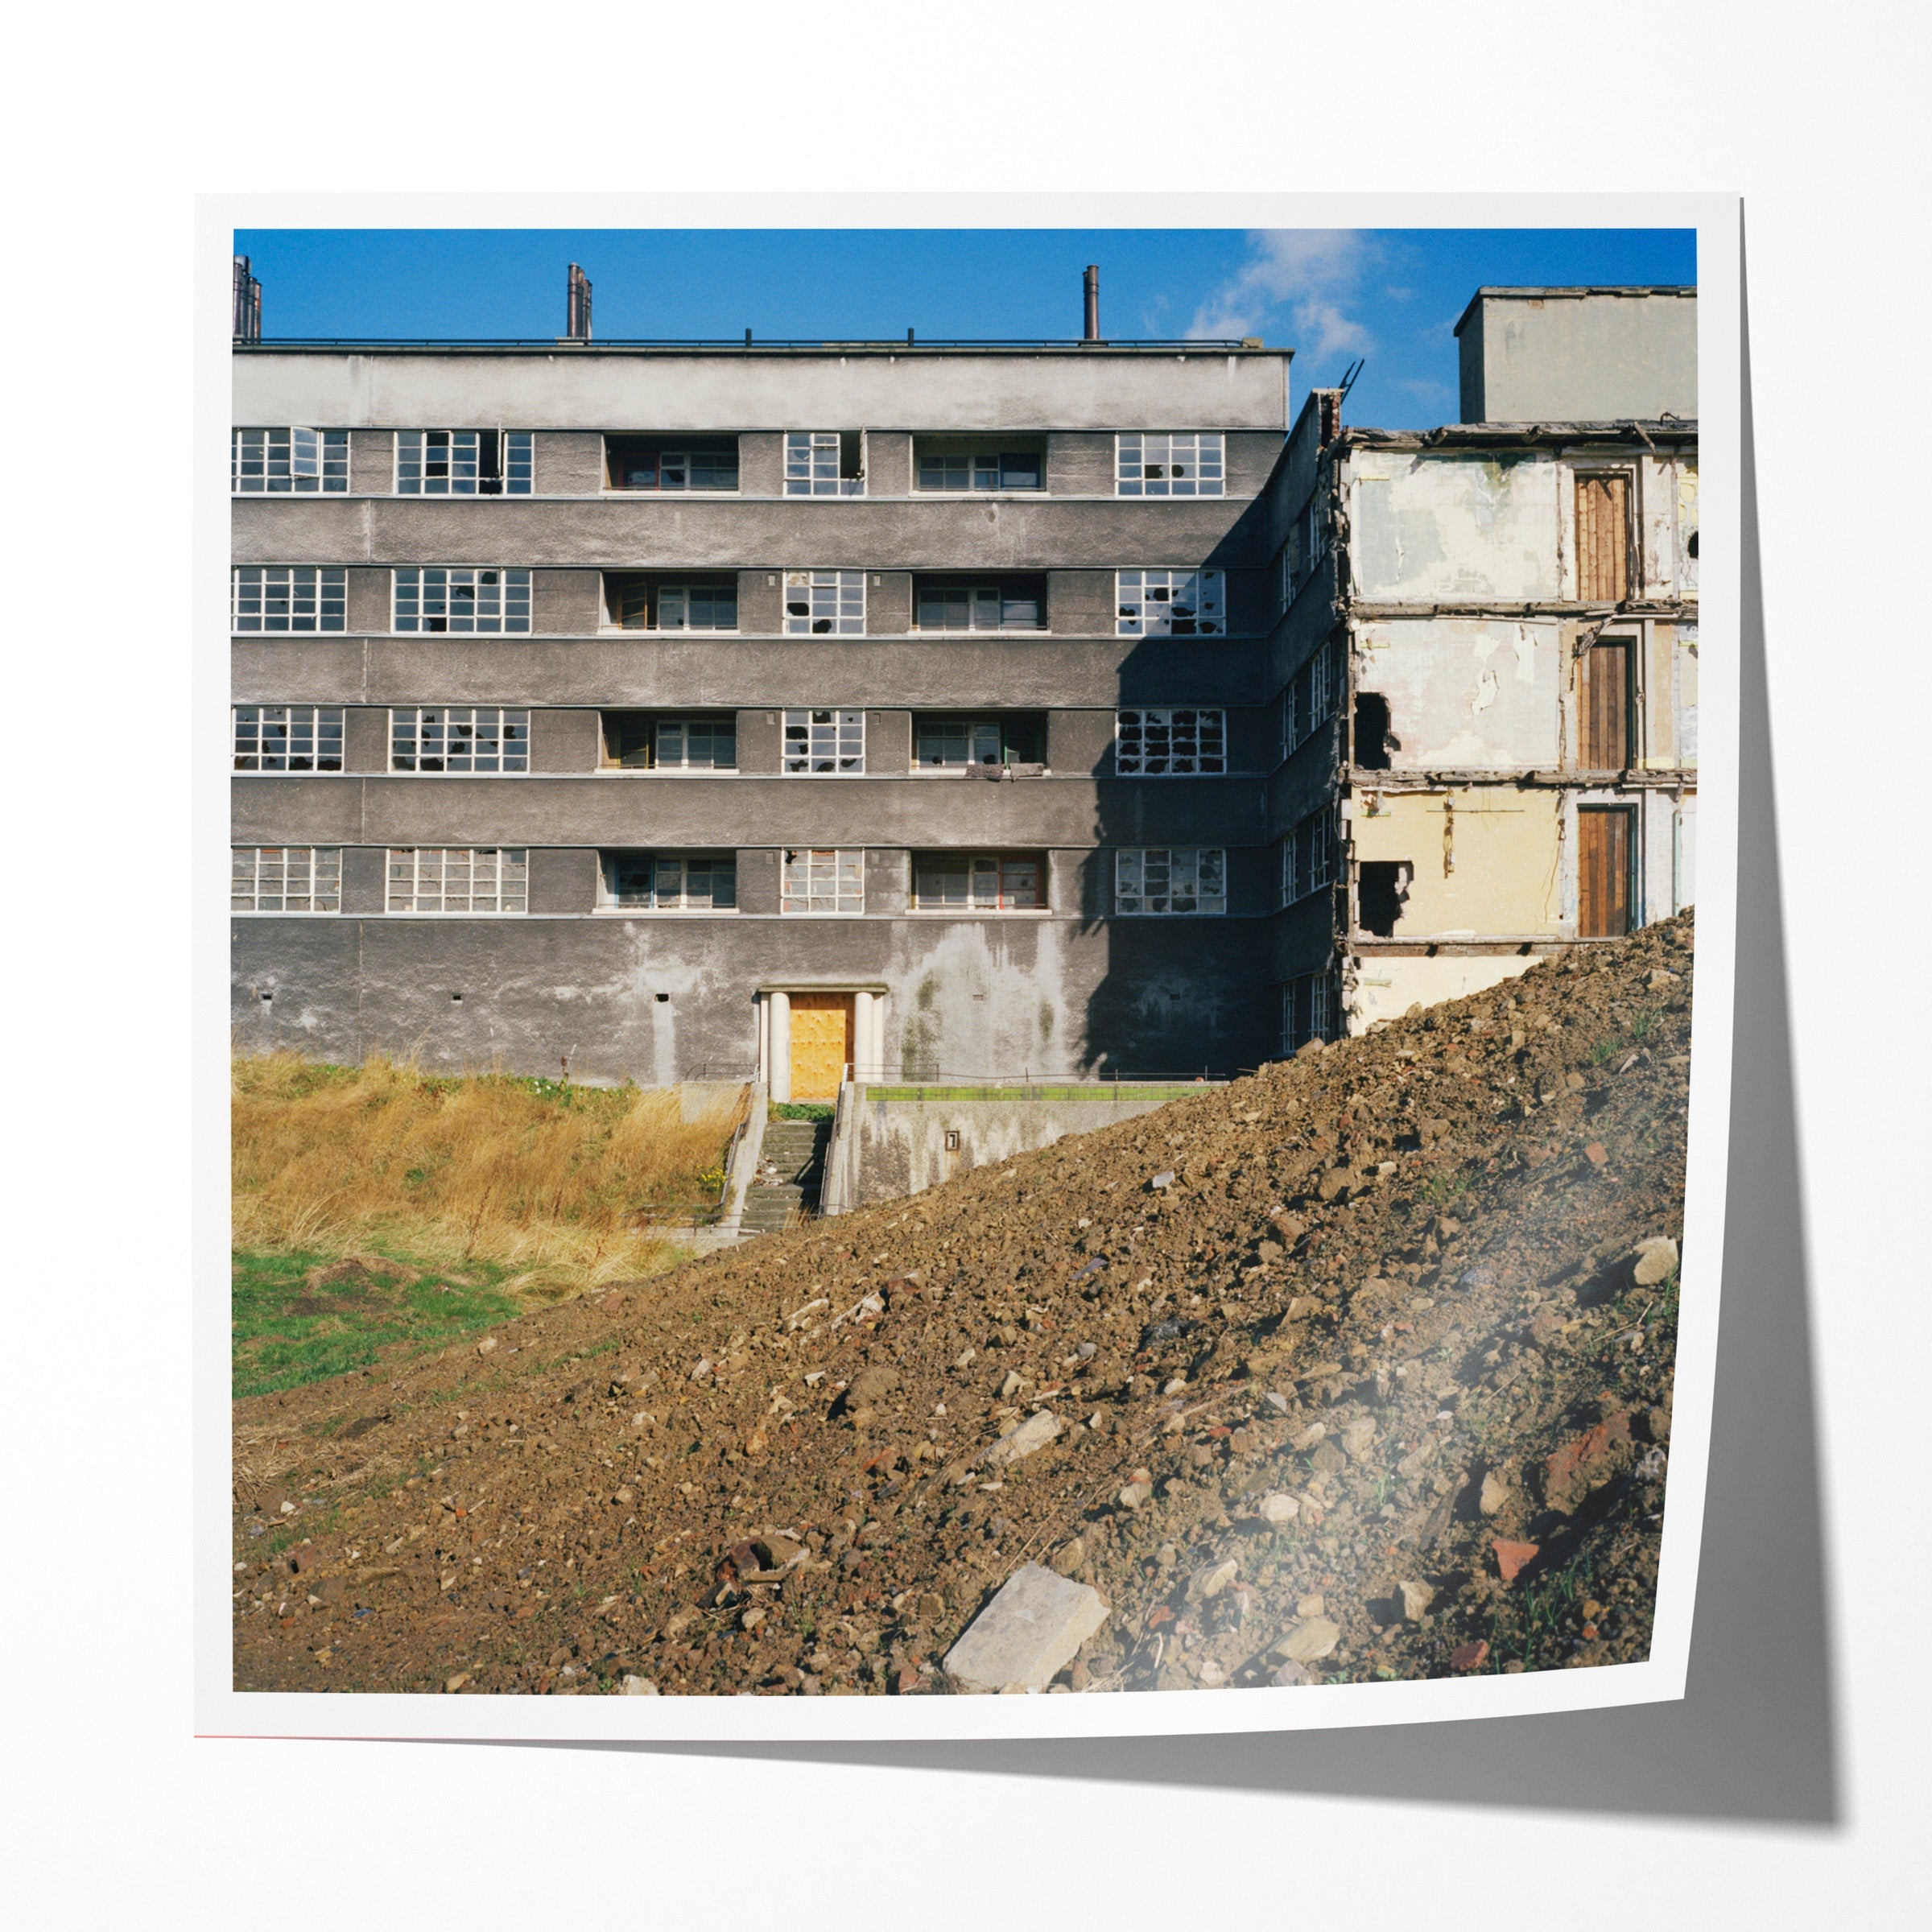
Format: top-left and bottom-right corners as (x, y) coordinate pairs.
(978, 1410), (1063, 1468)
(944, 1563), (1110, 1694)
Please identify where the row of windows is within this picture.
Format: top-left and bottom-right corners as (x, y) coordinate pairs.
(229, 567), (1228, 638)
(231, 846), (1230, 917)
(1286, 639), (1342, 753)
(232, 705), (1233, 777)
(1283, 802), (1340, 905)
(233, 428), (1232, 498)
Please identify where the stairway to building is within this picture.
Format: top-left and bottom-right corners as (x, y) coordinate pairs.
(737, 1116), (832, 1235)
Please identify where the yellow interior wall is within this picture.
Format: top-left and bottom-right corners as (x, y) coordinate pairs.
(1353, 789), (1563, 936)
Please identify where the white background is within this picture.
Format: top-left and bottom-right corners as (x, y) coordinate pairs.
(6, 3), (1925, 1924)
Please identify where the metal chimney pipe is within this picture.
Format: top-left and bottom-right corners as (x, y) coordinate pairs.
(567, 263), (592, 341)
(233, 255), (261, 343)
(1083, 264), (1100, 341)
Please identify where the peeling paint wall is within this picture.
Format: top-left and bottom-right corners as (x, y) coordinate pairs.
(1348, 453), (1560, 603)
(1351, 788), (1564, 939)
(1354, 619), (1561, 768)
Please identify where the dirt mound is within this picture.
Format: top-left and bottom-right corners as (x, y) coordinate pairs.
(233, 914), (1695, 1698)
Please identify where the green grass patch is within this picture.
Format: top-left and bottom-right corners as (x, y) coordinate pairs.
(232, 1249), (526, 1398)
(768, 1101), (834, 1121)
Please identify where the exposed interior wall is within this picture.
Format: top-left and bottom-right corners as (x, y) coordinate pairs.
(1350, 788), (1563, 939)
(1353, 618), (1561, 768)
(1348, 452), (1560, 603)
(1346, 953), (1538, 1033)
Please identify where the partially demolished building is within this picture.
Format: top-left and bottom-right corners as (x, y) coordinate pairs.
(230, 276), (1695, 1085)
(1264, 286), (1698, 1039)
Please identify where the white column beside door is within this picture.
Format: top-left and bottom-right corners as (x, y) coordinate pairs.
(852, 989), (877, 1083)
(767, 990), (791, 1103)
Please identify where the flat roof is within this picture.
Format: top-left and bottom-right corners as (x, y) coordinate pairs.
(1452, 285), (1697, 337)
(233, 337), (1286, 358)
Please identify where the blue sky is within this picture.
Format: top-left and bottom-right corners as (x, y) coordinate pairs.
(234, 227), (1695, 431)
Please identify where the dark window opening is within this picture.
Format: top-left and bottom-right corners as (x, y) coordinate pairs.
(602, 572), (738, 631)
(1687, 530), (1699, 559)
(912, 713), (1046, 770)
(1358, 860), (1411, 937)
(912, 575), (1046, 632)
(914, 438), (1047, 492)
(600, 711), (737, 772)
(839, 429), (865, 481)
(605, 437), (739, 491)
(1353, 691), (1395, 770)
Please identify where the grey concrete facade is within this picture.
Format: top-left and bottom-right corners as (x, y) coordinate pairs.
(233, 341), (1294, 1088)
(1456, 287), (1697, 424)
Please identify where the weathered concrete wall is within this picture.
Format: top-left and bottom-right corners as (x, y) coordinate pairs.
(1456, 289), (1697, 424)
(231, 910), (1278, 1086)
(839, 1086), (1214, 1206)
(1353, 618), (1562, 769)
(234, 348), (1291, 436)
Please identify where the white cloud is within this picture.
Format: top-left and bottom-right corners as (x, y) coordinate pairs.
(1187, 230), (1377, 357)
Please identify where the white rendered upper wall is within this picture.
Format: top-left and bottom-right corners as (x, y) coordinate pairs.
(1456, 289), (1697, 423)
(232, 349), (1292, 433)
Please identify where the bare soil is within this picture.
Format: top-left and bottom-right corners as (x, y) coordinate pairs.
(233, 912), (1695, 1698)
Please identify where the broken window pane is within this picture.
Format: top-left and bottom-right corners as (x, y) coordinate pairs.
(396, 430), (532, 496)
(1115, 432), (1225, 497)
(654, 716), (737, 770)
(605, 438), (739, 491)
(782, 848), (865, 914)
(389, 707), (530, 774)
(231, 845), (341, 913)
(230, 567), (348, 632)
(654, 582), (739, 631)
(912, 852), (1042, 911)
(393, 568), (531, 634)
(232, 704), (345, 774)
(1115, 708), (1226, 776)
(385, 848), (528, 914)
(1114, 847), (1226, 916)
(1115, 568), (1225, 638)
(782, 708), (865, 774)
(785, 431), (865, 496)
(782, 571), (865, 635)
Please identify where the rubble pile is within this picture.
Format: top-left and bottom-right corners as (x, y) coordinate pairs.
(233, 913), (1695, 1697)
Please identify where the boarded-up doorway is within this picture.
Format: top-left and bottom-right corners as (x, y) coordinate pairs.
(1578, 638), (1634, 770)
(789, 992), (853, 1100)
(1578, 807), (1635, 939)
(1575, 473), (1631, 602)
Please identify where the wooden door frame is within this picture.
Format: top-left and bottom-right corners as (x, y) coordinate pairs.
(1575, 800), (1640, 939)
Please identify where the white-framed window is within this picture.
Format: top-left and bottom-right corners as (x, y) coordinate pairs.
(914, 581), (1043, 631)
(912, 852), (1042, 911)
(600, 852), (737, 912)
(1115, 847), (1227, 916)
(782, 570), (865, 634)
(389, 708), (530, 774)
(1115, 708), (1226, 776)
(231, 567), (347, 633)
(1115, 569), (1225, 638)
(782, 847), (865, 914)
(915, 718), (1004, 769)
(395, 430), (533, 496)
(782, 708), (865, 774)
(784, 431), (865, 496)
(1116, 432), (1224, 497)
(392, 568), (532, 634)
(232, 427), (349, 493)
(386, 848), (528, 914)
(231, 846), (341, 913)
(1286, 639), (1340, 751)
(1286, 802), (1339, 902)
(232, 705), (345, 773)
(914, 448), (1043, 492)
(1284, 970), (1335, 1050)
(655, 716), (737, 770)
(654, 582), (738, 631)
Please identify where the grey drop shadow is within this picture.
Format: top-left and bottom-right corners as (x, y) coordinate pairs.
(472, 215), (1842, 1825)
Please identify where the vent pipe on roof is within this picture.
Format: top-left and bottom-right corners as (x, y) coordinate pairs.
(233, 255), (262, 343)
(566, 263), (592, 341)
(1083, 264), (1100, 341)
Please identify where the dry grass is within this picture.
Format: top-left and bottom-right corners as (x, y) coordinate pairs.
(231, 1053), (745, 1294)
